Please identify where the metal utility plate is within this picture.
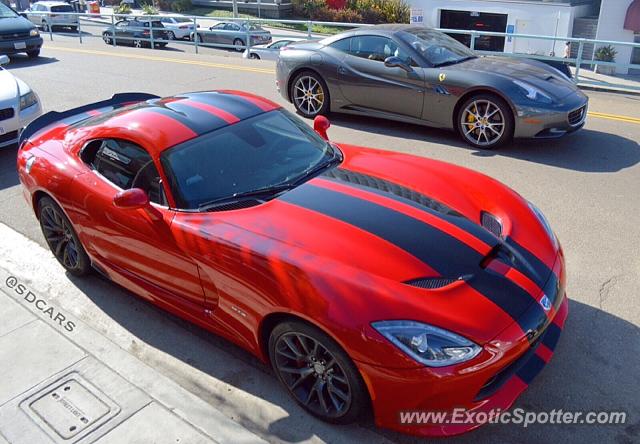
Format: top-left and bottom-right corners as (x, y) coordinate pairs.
(23, 373), (120, 441)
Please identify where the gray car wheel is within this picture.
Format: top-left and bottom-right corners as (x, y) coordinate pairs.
(167, 31), (175, 40)
(291, 71), (329, 118)
(457, 94), (513, 149)
(133, 39), (143, 48)
(233, 38), (245, 52)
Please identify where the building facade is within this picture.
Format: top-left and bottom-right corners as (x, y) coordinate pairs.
(409, 0), (640, 74)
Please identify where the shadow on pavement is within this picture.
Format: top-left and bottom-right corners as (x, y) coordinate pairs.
(0, 146), (19, 190)
(6, 55), (58, 68)
(330, 114), (640, 173)
(66, 272), (639, 444)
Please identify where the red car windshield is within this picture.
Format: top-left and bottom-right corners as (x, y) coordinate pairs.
(160, 109), (336, 210)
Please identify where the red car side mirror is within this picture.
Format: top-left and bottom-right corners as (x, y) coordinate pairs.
(314, 115), (330, 141)
(113, 188), (149, 210)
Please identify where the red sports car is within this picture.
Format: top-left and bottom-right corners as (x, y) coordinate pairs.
(17, 91), (567, 437)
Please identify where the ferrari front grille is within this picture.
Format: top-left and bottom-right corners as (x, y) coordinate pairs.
(0, 108), (14, 121)
(568, 105), (586, 126)
(481, 211), (503, 238)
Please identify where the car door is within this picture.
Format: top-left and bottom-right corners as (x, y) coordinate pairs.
(68, 138), (205, 309)
(224, 23), (241, 45)
(29, 4), (43, 26)
(336, 35), (425, 118)
(205, 22), (225, 44)
(114, 20), (129, 43)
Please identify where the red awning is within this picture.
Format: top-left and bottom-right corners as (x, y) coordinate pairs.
(624, 0), (640, 32)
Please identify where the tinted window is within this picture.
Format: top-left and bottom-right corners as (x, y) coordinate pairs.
(51, 5), (73, 12)
(270, 40), (290, 49)
(87, 139), (166, 205)
(116, 20), (129, 27)
(350, 36), (406, 62)
(161, 110), (333, 210)
(329, 37), (351, 53)
(225, 23), (240, 31)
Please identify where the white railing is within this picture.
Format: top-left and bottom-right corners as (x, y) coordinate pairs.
(17, 11), (640, 91)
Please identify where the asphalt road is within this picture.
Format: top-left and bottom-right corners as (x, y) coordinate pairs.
(1, 39), (639, 444)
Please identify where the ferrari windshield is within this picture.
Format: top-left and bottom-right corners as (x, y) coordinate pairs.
(161, 109), (338, 210)
(401, 28), (476, 67)
(0, 3), (18, 18)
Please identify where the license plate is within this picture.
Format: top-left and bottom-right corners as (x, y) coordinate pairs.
(14, 42), (26, 49)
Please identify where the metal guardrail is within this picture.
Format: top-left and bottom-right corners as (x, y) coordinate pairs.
(17, 11), (640, 91)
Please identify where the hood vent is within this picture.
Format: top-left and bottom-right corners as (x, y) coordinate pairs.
(481, 211), (503, 238)
(323, 168), (462, 217)
(405, 277), (460, 289)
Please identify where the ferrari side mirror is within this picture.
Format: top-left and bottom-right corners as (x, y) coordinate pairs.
(313, 115), (330, 141)
(384, 56), (412, 73)
(113, 188), (149, 210)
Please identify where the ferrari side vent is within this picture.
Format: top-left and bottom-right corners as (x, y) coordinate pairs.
(481, 211), (503, 238)
(405, 277), (458, 289)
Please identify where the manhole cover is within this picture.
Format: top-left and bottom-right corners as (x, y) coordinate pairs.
(24, 375), (119, 441)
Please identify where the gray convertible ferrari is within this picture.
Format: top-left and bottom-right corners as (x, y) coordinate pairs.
(276, 25), (589, 149)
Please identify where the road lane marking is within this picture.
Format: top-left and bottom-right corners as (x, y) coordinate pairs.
(44, 45), (276, 74)
(41, 46), (640, 125)
(587, 111), (640, 125)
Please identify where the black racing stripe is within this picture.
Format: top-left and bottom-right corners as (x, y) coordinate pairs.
(164, 101), (230, 133)
(325, 168), (554, 293)
(516, 354), (546, 384)
(280, 184), (545, 330)
(144, 106), (214, 135)
(518, 301), (550, 343)
(189, 92), (265, 121)
(541, 323), (562, 351)
(323, 168), (499, 247)
(506, 236), (556, 290)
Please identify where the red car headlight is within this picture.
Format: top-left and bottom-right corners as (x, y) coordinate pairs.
(372, 321), (481, 367)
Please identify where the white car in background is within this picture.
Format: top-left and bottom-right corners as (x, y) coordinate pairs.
(0, 55), (42, 148)
(248, 39), (295, 60)
(25, 1), (79, 33)
(159, 16), (197, 40)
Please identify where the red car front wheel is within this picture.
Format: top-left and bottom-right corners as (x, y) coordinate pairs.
(269, 320), (370, 424)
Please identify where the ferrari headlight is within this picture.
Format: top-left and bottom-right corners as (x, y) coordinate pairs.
(513, 80), (553, 104)
(19, 91), (38, 110)
(372, 321), (481, 367)
(528, 201), (558, 249)
(29, 29), (39, 37)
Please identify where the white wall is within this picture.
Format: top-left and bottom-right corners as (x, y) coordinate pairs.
(411, 0), (593, 55)
(595, 0), (635, 74)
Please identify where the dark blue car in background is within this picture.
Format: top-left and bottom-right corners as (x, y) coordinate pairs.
(0, 2), (43, 58)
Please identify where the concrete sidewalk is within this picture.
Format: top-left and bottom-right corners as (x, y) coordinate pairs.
(0, 224), (266, 443)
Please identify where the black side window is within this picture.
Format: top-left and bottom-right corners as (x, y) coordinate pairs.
(329, 37), (351, 53)
(82, 139), (167, 205)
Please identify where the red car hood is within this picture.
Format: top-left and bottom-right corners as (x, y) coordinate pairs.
(177, 144), (561, 345)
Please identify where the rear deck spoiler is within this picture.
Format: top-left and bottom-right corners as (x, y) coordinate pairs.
(19, 92), (160, 147)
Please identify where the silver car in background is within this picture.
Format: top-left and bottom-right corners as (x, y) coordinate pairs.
(25, 1), (78, 33)
(191, 21), (272, 51)
(0, 55), (42, 148)
(159, 16), (196, 40)
(249, 39), (295, 60)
